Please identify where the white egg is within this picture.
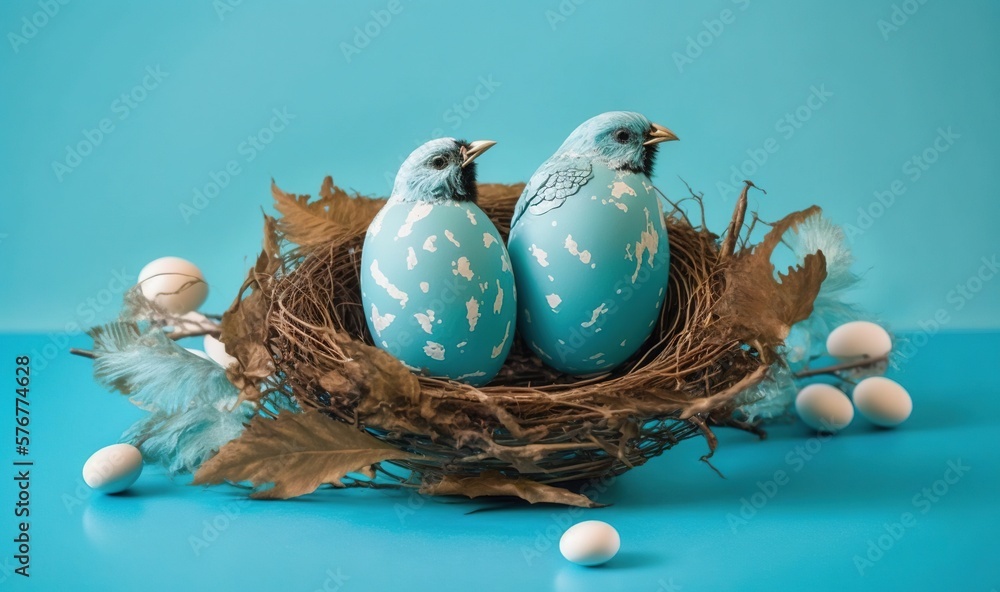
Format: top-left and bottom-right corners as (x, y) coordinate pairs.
(82, 443), (143, 494)
(137, 256), (208, 314)
(185, 348), (212, 360)
(203, 334), (239, 369)
(559, 520), (620, 566)
(852, 377), (912, 427)
(826, 321), (892, 360)
(795, 383), (854, 432)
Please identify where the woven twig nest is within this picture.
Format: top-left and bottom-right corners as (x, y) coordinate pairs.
(213, 177), (826, 507)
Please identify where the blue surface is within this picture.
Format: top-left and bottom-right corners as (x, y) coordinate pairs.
(2, 1), (1000, 332)
(1, 331), (997, 591)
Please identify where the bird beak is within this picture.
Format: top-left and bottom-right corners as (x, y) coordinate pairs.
(461, 140), (497, 168)
(644, 123), (679, 146)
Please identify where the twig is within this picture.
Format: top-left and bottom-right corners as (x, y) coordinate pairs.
(69, 348), (96, 359)
(794, 355), (888, 379)
(720, 181), (763, 259)
(165, 325), (222, 340)
(714, 417), (768, 440)
(677, 177), (706, 227)
(688, 415), (725, 478)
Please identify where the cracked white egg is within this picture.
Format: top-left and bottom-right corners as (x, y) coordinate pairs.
(852, 377), (912, 427)
(560, 520), (620, 566)
(82, 443), (143, 494)
(137, 256), (208, 314)
(795, 383), (854, 432)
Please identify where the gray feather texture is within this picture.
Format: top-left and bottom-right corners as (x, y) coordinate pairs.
(88, 322), (251, 475)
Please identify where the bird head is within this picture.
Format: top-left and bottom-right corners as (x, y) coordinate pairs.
(555, 111), (678, 175)
(391, 138), (496, 202)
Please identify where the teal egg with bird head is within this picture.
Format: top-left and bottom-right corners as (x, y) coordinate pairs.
(361, 138), (516, 386)
(508, 111), (678, 375)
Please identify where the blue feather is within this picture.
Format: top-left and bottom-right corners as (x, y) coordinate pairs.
(90, 322), (238, 413)
(89, 322), (250, 474)
(782, 214), (867, 370)
(511, 111), (655, 228)
(741, 214), (871, 421)
(122, 401), (253, 475)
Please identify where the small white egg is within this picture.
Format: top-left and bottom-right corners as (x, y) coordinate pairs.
(137, 256), (208, 314)
(795, 383), (854, 432)
(185, 348), (212, 360)
(826, 321), (892, 360)
(559, 520), (620, 566)
(852, 377), (912, 427)
(82, 443), (143, 494)
(203, 334), (239, 369)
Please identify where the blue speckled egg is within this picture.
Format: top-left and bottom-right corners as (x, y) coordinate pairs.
(361, 199), (517, 385)
(508, 166), (669, 374)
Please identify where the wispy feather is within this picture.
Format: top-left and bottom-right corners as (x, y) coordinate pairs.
(740, 214), (869, 420)
(122, 401), (253, 475)
(88, 322), (250, 474)
(737, 362), (799, 422)
(782, 214), (866, 368)
(90, 322), (238, 413)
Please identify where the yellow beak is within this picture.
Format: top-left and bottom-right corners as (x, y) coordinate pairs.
(644, 123), (679, 146)
(461, 140), (497, 168)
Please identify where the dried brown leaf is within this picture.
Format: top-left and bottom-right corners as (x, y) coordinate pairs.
(420, 471), (604, 508)
(192, 411), (416, 499)
(345, 338), (422, 423)
(716, 206), (827, 360)
(272, 177), (385, 248)
(218, 215), (281, 388)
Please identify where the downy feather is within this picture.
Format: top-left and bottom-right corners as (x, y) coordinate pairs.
(89, 321), (250, 474)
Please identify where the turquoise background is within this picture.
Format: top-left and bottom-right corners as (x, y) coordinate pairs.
(1, 0), (998, 333)
(1, 3), (999, 591)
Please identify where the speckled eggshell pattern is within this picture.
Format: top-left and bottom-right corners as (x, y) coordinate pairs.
(361, 199), (517, 386)
(508, 166), (669, 374)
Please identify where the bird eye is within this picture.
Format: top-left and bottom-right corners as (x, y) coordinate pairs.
(430, 156), (448, 169)
(614, 129), (631, 144)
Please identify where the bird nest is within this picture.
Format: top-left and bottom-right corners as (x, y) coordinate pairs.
(206, 177), (826, 507)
